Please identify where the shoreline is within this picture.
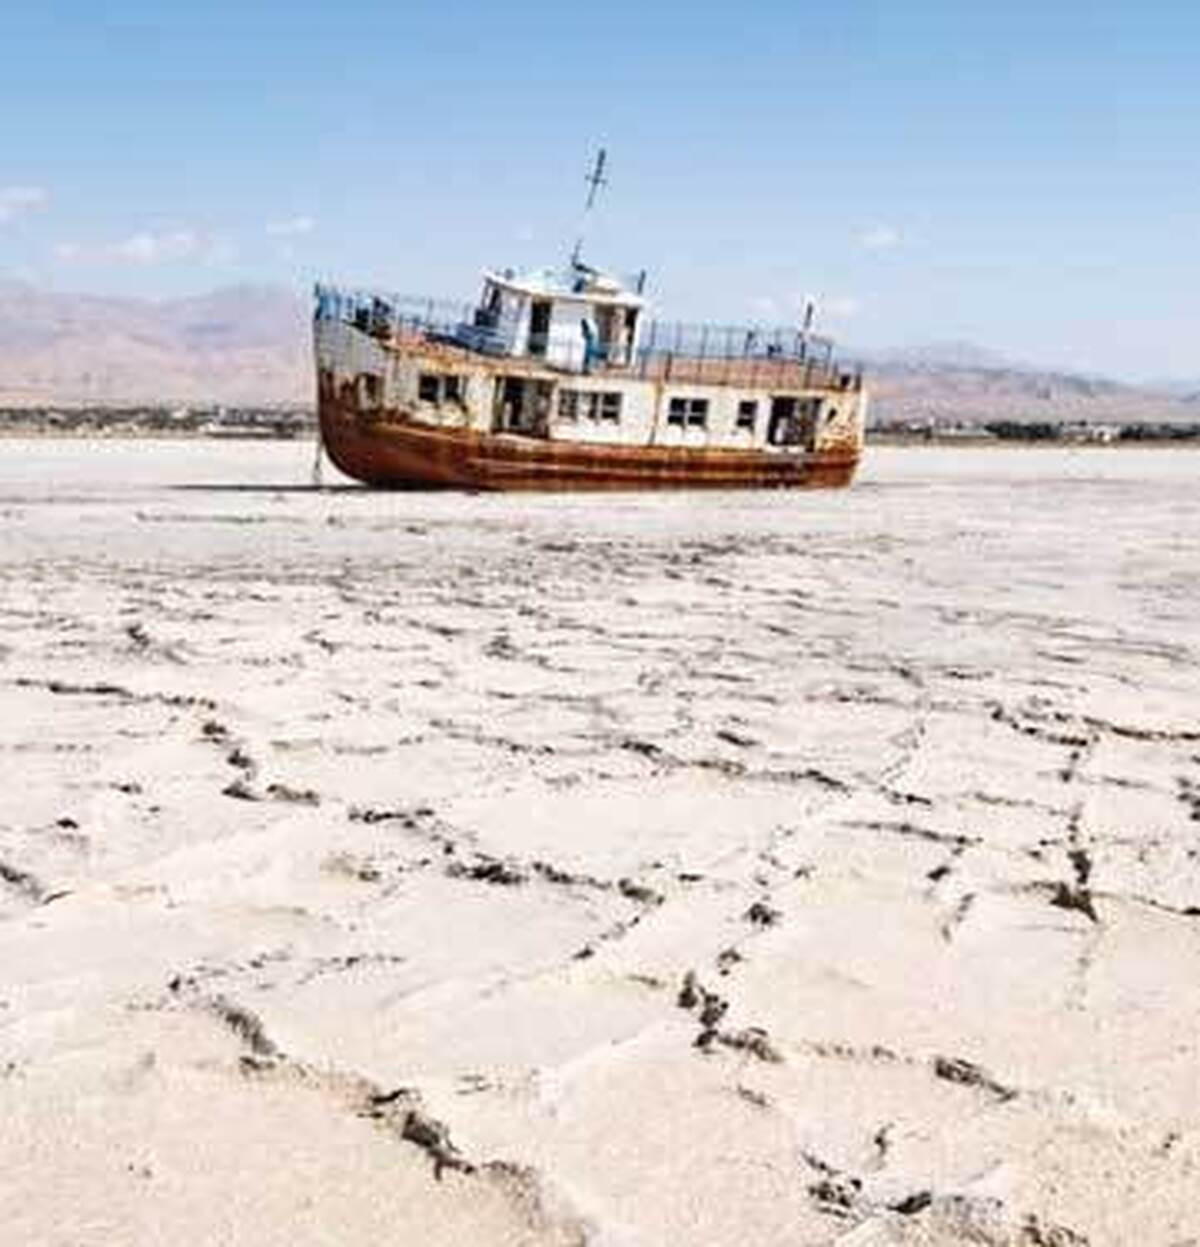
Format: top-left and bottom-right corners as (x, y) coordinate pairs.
(4, 426), (1200, 450)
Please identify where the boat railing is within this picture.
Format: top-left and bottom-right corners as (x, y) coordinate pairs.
(314, 285), (863, 391)
(315, 285), (490, 341)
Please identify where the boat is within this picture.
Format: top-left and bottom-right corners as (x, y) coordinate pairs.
(312, 157), (866, 491)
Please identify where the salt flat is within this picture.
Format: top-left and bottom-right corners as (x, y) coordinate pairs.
(1, 440), (1198, 1246)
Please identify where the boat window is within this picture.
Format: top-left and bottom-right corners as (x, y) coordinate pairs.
(418, 373), (466, 405)
(559, 389), (595, 419)
(557, 389), (623, 423)
(668, 397), (708, 428)
(736, 399), (757, 430)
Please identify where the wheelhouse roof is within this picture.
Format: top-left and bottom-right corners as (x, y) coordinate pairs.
(482, 263), (647, 308)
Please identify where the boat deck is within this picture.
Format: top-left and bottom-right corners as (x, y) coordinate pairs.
(385, 329), (861, 393)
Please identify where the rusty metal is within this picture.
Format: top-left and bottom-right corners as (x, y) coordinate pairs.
(313, 281), (866, 492)
(317, 373), (860, 492)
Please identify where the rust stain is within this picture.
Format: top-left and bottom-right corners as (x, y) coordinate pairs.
(318, 375), (860, 492)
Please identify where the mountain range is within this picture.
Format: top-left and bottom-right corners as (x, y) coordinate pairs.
(0, 281), (310, 406)
(0, 280), (1195, 425)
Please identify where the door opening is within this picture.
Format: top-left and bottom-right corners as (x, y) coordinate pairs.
(528, 301), (552, 357)
(768, 397), (800, 446)
(493, 377), (552, 437)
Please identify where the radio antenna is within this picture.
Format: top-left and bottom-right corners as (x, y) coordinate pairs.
(571, 147), (608, 268)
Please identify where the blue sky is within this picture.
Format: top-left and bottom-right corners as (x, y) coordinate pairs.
(1, 1), (1197, 379)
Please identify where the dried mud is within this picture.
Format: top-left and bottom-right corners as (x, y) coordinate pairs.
(1, 441), (1199, 1245)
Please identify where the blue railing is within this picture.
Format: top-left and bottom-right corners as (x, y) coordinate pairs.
(314, 284), (859, 388)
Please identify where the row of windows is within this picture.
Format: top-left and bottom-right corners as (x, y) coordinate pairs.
(668, 398), (761, 430)
(559, 389), (622, 422)
(668, 397), (822, 433)
(415, 379), (830, 435)
(418, 372), (466, 405)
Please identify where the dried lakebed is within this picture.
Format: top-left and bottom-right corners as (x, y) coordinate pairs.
(1, 441), (1198, 1245)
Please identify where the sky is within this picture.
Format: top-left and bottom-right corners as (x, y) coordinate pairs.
(2, 0), (1199, 380)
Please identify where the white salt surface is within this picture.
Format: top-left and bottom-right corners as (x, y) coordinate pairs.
(1, 440), (1198, 1245)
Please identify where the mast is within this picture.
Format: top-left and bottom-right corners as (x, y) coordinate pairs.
(570, 148), (608, 268)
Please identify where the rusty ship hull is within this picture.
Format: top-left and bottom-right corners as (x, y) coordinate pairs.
(313, 271), (867, 493)
(318, 377), (859, 492)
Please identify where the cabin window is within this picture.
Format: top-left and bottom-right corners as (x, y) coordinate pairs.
(557, 390), (622, 423)
(736, 399), (757, 430)
(418, 373), (466, 405)
(668, 397), (709, 428)
(559, 390), (595, 420)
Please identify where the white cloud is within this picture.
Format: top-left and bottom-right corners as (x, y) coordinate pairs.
(858, 224), (901, 251)
(111, 230), (200, 264)
(0, 186), (48, 224)
(53, 229), (211, 267)
(266, 215), (315, 238)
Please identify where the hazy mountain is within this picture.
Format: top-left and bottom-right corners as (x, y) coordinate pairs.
(0, 282), (1195, 426)
(858, 340), (1194, 427)
(0, 281), (310, 405)
(863, 340), (1017, 372)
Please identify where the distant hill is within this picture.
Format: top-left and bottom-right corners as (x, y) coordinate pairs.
(0, 282), (1195, 426)
(0, 282), (310, 405)
(865, 340), (1017, 372)
(858, 342), (1196, 427)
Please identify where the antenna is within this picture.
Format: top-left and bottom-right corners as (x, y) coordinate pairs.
(571, 147), (608, 268)
(584, 147), (608, 210)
